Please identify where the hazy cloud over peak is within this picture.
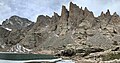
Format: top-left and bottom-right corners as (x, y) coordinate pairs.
(0, 0), (120, 24)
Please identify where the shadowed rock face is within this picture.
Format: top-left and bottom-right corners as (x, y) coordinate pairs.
(1, 2), (120, 51)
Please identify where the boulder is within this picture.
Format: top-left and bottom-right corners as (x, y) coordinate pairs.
(61, 48), (76, 56)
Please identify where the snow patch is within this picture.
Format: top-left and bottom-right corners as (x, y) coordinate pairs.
(45, 25), (49, 28)
(56, 60), (75, 63)
(55, 34), (59, 37)
(7, 44), (32, 53)
(5, 28), (12, 31)
(9, 21), (13, 25)
(27, 23), (31, 26)
(53, 33), (59, 37)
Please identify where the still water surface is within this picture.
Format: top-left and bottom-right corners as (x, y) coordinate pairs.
(0, 53), (75, 63)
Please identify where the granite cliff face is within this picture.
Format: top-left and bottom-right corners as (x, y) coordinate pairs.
(0, 2), (120, 53)
(15, 2), (120, 51)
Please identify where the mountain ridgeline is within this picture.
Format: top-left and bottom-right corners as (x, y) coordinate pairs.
(0, 2), (120, 52)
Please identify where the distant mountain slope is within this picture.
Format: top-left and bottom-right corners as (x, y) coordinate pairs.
(2, 15), (34, 30)
(0, 15), (34, 50)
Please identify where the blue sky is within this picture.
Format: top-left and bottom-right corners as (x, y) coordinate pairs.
(0, 0), (120, 24)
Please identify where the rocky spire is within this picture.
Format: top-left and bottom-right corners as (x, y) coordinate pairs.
(69, 2), (75, 13)
(80, 7), (84, 16)
(105, 9), (111, 17)
(112, 12), (119, 17)
(54, 12), (59, 17)
(110, 12), (120, 25)
(69, 2), (75, 17)
(99, 11), (105, 18)
(101, 11), (105, 16)
(80, 7), (83, 10)
(68, 2), (95, 28)
(51, 12), (60, 23)
(84, 7), (89, 12)
(53, 12), (60, 20)
(69, 2), (80, 17)
(83, 7), (94, 18)
(84, 7), (89, 16)
(61, 5), (69, 20)
(68, 2), (84, 28)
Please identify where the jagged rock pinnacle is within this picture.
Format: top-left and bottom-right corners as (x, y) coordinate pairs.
(105, 9), (111, 16)
(53, 12), (59, 18)
(83, 7), (94, 18)
(99, 11), (105, 18)
(113, 12), (119, 17)
(80, 7), (83, 10)
(69, 2), (75, 16)
(61, 5), (69, 20)
(84, 7), (89, 11)
(69, 2), (82, 17)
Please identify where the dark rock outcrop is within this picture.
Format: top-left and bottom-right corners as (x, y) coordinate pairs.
(61, 48), (76, 56)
